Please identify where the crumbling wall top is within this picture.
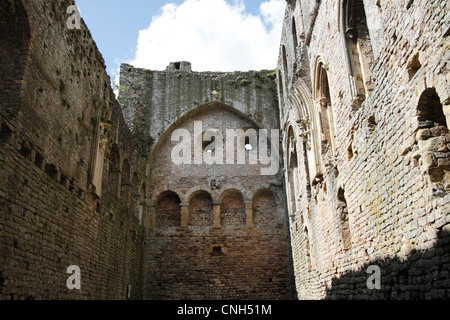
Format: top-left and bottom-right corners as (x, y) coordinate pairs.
(166, 61), (192, 73)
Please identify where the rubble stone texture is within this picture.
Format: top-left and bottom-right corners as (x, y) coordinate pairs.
(280, 0), (449, 299)
(0, 0), (449, 300)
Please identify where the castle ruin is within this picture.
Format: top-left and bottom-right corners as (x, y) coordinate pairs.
(0, 0), (449, 300)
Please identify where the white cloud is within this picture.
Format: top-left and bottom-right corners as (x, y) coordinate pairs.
(260, 0), (286, 26)
(130, 0), (286, 72)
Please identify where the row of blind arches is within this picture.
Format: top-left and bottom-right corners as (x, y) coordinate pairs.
(155, 189), (278, 228)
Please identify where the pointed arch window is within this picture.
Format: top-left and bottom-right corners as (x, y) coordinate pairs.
(315, 61), (336, 156)
(342, 0), (375, 103)
(287, 126), (302, 214)
(278, 70), (285, 119)
(282, 45), (289, 88)
(292, 17), (299, 54)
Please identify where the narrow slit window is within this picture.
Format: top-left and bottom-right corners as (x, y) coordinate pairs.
(343, 0), (375, 102)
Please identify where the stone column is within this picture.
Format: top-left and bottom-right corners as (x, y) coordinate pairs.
(180, 204), (189, 227)
(213, 203), (221, 228)
(245, 203), (253, 227)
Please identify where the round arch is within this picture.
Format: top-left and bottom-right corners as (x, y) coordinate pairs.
(188, 190), (213, 227)
(155, 190), (182, 228)
(219, 189), (246, 227)
(289, 79), (322, 177)
(252, 188), (278, 228)
(185, 187), (215, 204)
(219, 188), (246, 204)
(147, 102), (266, 166)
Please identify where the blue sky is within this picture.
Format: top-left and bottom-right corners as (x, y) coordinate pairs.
(75, 0), (286, 80)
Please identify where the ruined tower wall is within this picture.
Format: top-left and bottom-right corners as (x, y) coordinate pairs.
(119, 63), (296, 299)
(118, 63), (279, 143)
(143, 105), (294, 299)
(0, 0), (145, 300)
(279, 0), (450, 299)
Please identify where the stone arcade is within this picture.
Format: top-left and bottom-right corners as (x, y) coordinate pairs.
(0, 0), (449, 300)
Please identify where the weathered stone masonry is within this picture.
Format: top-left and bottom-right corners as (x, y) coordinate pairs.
(1, 0), (295, 300)
(118, 62), (295, 299)
(279, 0), (450, 299)
(1, 0), (449, 301)
(1, 0), (145, 300)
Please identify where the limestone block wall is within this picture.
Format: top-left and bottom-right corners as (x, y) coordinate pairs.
(118, 59), (296, 299)
(279, 0), (450, 300)
(0, 0), (145, 300)
(140, 99), (295, 299)
(118, 63), (279, 146)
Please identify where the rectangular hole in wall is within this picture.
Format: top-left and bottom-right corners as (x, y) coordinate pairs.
(45, 163), (59, 181)
(0, 123), (13, 144)
(96, 201), (101, 213)
(60, 174), (69, 188)
(19, 143), (32, 160)
(212, 246), (223, 257)
(34, 152), (44, 169)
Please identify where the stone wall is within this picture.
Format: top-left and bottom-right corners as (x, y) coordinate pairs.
(0, 0), (145, 300)
(119, 64), (296, 299)
(118, 63), (279, 146)
(3, 0), (448, 301)
(1, 0), (294, 300)
(279, 0), (450, 299)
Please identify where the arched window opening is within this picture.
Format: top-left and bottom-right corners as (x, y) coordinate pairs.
(156, 191), (181, 228)
(417, 89), (448, 130)
(337, 188), (351, 251)
(316, 63), (336, 155)
(220, 190), (245, 227)
(201, 129), (223, 160)
(417, 89), (449, 186)
(287, 127), (298, 214)
(241, 127), (257, 153)
(278, 70), (285, 118)
(302, 141), (312, 198)
(343, 0), (375, 102)
(252, 189), (277, 228)
(292, 17), (299, 54)
(202, 133), (216, 154)
(189, 191), (213, 226)
(120, 159), (131, 206)
(106, 144), (121, 198)
(282, 45), (289, 88)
